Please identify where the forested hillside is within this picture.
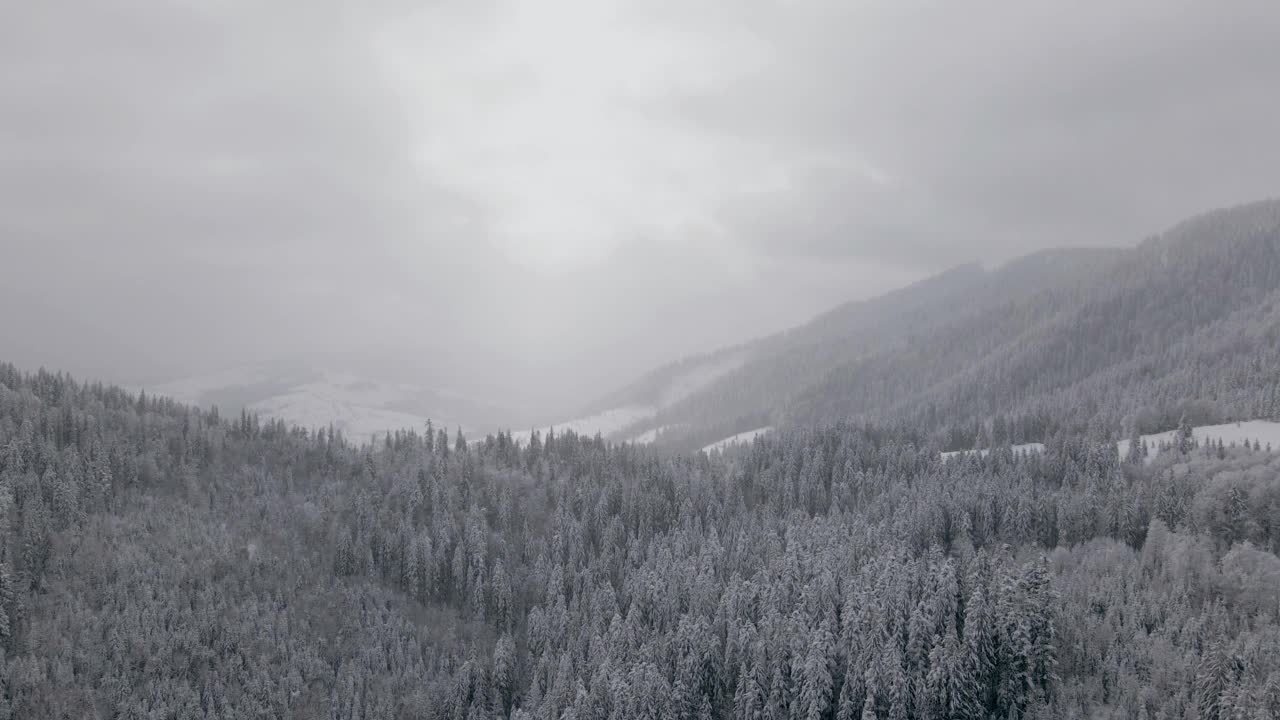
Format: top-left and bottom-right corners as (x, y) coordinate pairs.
(3, 363), (1279, 719)
(609, 200), (1280, 452)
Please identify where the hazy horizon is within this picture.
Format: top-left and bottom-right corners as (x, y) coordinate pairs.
(5, 1), (1280, 422)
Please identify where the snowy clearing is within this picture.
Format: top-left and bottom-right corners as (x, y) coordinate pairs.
(146, 367), (467, 445)
(249, 390), (429, 444)
(941, 442), (1046, 460)
(510, 405), (655, 445)
(626, 426), (669, 444)
(939, 420), (1280, 463)
(702, 427), (773, 453)
(1118, 420), (1280, 462)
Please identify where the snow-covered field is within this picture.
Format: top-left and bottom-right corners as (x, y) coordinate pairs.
(147, 367), (459, 444)
(1118, 420), (1280, 461)
(657, 353), (746, 407)
(510, 405), (655, 445)
(513, 353), (748, 446)
(941, 442), (1046, 460)
(247, 389), (430, 444)
(702, 427), (772, 453)
(626, 426), (669, 444)
(512, 352), (749, 446)
(940, 420), (1280, 463)
(148, 365), (297, 405)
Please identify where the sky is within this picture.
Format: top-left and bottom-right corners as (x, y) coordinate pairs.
(3, 0), (1280, 419)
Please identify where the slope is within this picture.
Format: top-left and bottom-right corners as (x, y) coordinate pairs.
(605, 198), (1280, 451)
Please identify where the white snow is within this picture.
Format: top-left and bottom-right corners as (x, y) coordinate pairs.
(626, 426), (667, 444)
(938, 420), (1280, 463)
(146, 367), (465, 445)
(247, 389), (430, 445)
(503, 352), (748, 447)
(702, 427), (773, 453)
(510, 405), (656, 445)
(1118, 420), (1280, 462)
(657, 353), (746, 407)
(941, 442), (1046, 460)
(148, 365), (288, 405)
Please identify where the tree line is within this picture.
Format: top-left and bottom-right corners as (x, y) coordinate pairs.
(0, 362), (1278, 718)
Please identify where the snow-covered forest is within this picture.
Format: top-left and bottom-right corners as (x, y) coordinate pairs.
(8, 0), (1280, 716)
(2, 362), (1279, 719)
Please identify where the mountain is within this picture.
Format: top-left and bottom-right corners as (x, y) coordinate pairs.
(602, 198), (1280, 451)
(6, 202), (1280, 720)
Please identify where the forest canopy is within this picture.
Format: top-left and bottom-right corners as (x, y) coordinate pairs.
(1, 363), (1278, 719)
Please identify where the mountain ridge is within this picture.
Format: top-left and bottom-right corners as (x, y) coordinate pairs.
(595, 198), (1280, 451)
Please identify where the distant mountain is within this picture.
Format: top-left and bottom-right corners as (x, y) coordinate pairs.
(602, 198), (1280, 451)
(139, 199), (1280, 450)
(509, 349), (750, 443)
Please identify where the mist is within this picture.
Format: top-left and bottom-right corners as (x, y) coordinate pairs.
(4, 0), (1280, 425)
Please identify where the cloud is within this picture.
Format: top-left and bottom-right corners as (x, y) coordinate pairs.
(642, 0), (1280, 265)
(376, 0), (787, 270)
(0, 0), (471, 375)
(3, 0), (1280, 417)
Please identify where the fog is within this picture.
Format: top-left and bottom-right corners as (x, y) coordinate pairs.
(4, 0), (1280, 423)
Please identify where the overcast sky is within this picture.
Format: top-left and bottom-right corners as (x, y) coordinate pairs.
(3, 0), (1280, 415)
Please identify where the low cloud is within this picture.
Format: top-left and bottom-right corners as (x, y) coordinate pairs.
(3, 0), (1279, 417)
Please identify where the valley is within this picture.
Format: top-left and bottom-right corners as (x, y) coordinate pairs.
(4, 199), (1280, 719)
